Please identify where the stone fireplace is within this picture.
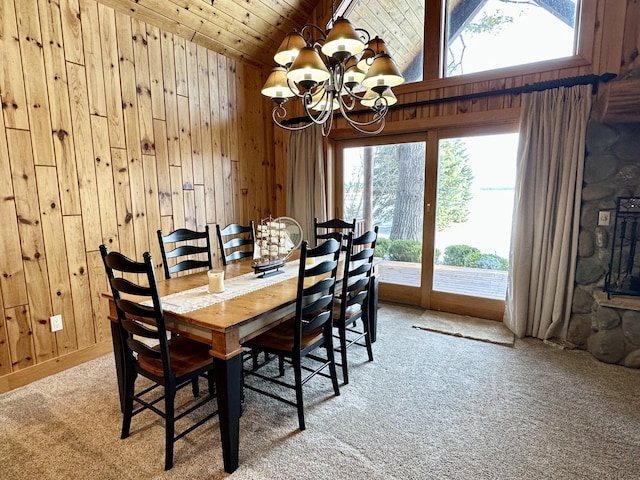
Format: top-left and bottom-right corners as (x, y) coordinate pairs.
(568, 119), (640, 367)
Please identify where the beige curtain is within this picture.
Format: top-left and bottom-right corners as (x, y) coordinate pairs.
(504, 84), (592, 340)
(286, 124), (327, 243)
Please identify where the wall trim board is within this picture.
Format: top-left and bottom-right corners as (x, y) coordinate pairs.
(0, 341), (113, 395)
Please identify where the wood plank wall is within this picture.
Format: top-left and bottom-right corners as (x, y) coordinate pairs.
(0, 0), (274, 390)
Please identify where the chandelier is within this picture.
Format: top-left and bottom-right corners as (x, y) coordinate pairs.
(261, 9), (404, 136)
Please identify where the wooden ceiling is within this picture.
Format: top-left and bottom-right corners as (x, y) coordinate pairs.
(96, 0), (423, 72)
(97, 0), (324, 67)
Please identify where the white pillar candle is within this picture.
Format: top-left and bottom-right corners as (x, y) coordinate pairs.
(207, 269), (225, 293)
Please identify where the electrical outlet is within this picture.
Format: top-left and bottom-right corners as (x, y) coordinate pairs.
(598, 211), (611, 226)
(50, 314), (63, 332)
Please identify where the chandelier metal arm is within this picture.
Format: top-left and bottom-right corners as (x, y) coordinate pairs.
(300, 23), (327, 44)
(271, 106), (317, 132)
(354, 27), (371, 45)
(303, 91), (333, 125)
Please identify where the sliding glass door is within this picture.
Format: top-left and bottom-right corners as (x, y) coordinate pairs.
(429, 132), (518, 319)
(338, 134), (426, 303)
(335, 126), (518, 318)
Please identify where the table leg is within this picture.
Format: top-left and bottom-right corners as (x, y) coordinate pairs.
(213, 353), (243, 473)
(366, 274), (380, 343)
(110, 320), (125, 412)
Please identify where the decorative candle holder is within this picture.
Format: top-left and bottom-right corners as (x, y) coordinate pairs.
(207, 269), (225, 293)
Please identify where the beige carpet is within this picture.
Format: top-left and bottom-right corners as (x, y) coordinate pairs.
(2, 303), (639, 479)
(414, 309), (515, 346)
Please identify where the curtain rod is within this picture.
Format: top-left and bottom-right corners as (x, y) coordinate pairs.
(281, 72), (617, 126)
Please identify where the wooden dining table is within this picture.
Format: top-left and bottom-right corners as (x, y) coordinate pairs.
(105, 257), (379, 474)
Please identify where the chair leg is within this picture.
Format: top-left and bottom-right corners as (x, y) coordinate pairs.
(251, 349), (259, 370)
(326, 332), (341, 397)
(121, 372), (136, 439)
(206, 371), (216, 397)
(363, 315), (374, 362)
(293, 356), (305, 431)
(278, 355), (285, 376)
(191, 377), (200, 397)
(339, 324), (349, 384)
(164, 389), (176, 471)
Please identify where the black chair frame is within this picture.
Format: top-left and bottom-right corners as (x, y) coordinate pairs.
(157, 226), (213, 279)
(243, 238), (341, 430)
(100, 245), (217, 470)
(334, 227), (378, 384)
(313, 217), (356, 249)
(216, 221), (256, 266)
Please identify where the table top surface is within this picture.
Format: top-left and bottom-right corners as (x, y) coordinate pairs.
(103, 254), (362, 358)
(151, 261), (301, 333)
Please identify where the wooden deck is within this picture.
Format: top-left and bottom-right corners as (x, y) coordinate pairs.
(378, 261), (508, 300)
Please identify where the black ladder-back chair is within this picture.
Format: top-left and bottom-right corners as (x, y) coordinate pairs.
(333, 227), (378, 384)
(243, 238), (342, 430)
(216, 221), (255, 266)
(157, 226), (213, 279)
(100, 245), (217, 471)
(313, 217), (356, 249)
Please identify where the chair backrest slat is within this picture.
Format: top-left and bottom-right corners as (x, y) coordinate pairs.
(100, 244), (173, 380)
(157, 227), (213, 279)
(295, 238), (341, 341)
(313, 217), (356, 249)
(338, 227), (379, 320)
(216, 221), (255, 266)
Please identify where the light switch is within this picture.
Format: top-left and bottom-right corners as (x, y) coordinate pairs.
(598, 211), (610, 226)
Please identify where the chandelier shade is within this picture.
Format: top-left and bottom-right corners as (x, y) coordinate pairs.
(261, 10), (404, 136)
(274, 32), (307, 67)
(361, 54), (405, 92)
(286, 46), (331, 90)
(321, 18), (365, 60)
(361, 88), (397, 108)
(357, 37), (388, 71)
(261, 67), (297, 103)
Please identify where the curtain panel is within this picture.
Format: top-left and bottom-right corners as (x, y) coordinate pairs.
(286, 125), (327, 242)
(505, 84), (593, 340)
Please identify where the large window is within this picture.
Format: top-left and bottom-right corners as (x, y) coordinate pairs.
(445, 0), (579, 77)
(344, 0), (583, 83)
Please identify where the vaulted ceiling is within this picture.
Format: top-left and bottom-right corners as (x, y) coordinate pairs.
(96, 0), (579, 75)
(96, 0), (425, 72)
(97, 0), (325, 67)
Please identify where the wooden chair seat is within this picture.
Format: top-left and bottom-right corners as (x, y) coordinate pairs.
(139, 336), (215, 378)
(248, 319), (324, 352)
(332, 299), (362, 321)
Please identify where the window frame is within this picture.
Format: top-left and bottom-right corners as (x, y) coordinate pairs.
(392, 0), (596, 93)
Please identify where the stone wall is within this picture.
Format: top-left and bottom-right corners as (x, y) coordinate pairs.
(568, 120), (640, 367)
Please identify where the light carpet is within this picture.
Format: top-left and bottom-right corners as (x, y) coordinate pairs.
(415, 309), (515, 346)
(1, 303), (639, 479)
